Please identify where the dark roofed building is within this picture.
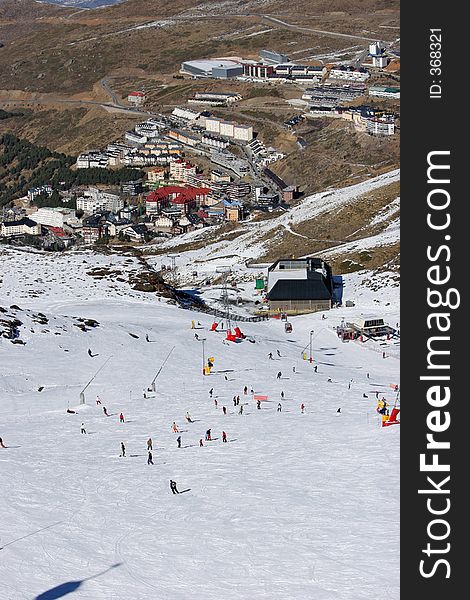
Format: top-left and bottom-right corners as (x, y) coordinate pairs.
(1, 217), (41, 237)
(266, 257), (336, 314)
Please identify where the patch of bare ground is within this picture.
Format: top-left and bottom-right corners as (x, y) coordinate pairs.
(329, 243), (400, 274)
(290, 181), (400, 241)
(270, 118), (399, 193)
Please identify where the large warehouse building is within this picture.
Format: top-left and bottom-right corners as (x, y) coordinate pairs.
(180, 59), (243, 79)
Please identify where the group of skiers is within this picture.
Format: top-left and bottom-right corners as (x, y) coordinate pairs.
(69, 321), (395, 500)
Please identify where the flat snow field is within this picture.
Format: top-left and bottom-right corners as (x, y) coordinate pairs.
(0, 259), (399, 600)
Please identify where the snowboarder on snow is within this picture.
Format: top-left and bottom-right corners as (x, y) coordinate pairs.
(363, 393), (369, 398)
(244, 386), (248, 395)
(205, 429), (212, 441)
(239, 405), (244, 415)
(147, 438), (153, 451)
(177, 436), (182, 448)
(172, 422), (179, 433)
(0, 437), (6, 448)
(119, 413), (125, 423)
(236, 395), (240, 405)
(276, 350), (281, 357)
(199, 439), (204, 447)
(209, 388), (214, 398)
(300, 403), (305, 413)
(277, 371), (282, 379)
(257, 400), (261, 410)
(314, 366), (318, 373)
(147, 451), (154, 465)
(293, 366), (296, 373)
(103, 406), (109, 416)
(280, 391), (284, 399)
(277, 403), (282, 412)
(268, 352), (274, 360)
(185, 412), (193, 423)
(170, 480), (180, 494)
(214, 399), (218, 409)
(96, 396), (102, 405)
(337, 408), (341, 413)
(222, 431), (227, 443)
(222, 406), (227, 415)
(120, 442), (126, 457)
(194, 333), (199, 340)
(80, 423), (86, 434)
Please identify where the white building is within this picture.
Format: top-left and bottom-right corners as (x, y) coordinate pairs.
(1, 218), (41, 238)
(172, 107), (201, 122)
(369, 42), (385, 56)
(365, 118), (395, 136)
(233, 124), (253, 142)
(76, 188), (124, 214)
(125, 131), (148, 145)
(169, 160), (197, 183)
(202, 134), (230, 149)
(220, 121), (235, 138)
(76, 151), (109, 169)
(27, 185), (53, 202)
(368, 86), (400, 99)
(29, 207), (76, 229)
(329, 68), (370, 82)
(205, 117), (253, 141)
(372, 55), (389, 68)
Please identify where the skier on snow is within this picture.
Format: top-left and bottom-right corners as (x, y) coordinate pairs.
(170, 480), (180, 494)
(119, 413), (125, 423)
(80, 423), (87, 434)
(177, 436), (182, 448)
(147, 438), (153, 451)
(222, 431), (227, 443)
(120, 442), (126, 457)
(147, 451), (154, 465)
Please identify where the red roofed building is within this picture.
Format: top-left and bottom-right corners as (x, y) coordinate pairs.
(45, 226), (74, 247)
(146, 186), (210, 216)
(127, 91), (146, 105)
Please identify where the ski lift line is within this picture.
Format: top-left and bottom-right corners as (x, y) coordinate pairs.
(150, 346), (176, 386)
(80, 355), (113, 395)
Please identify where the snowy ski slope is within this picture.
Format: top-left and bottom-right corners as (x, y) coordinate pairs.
(0, 249), (399, 600)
